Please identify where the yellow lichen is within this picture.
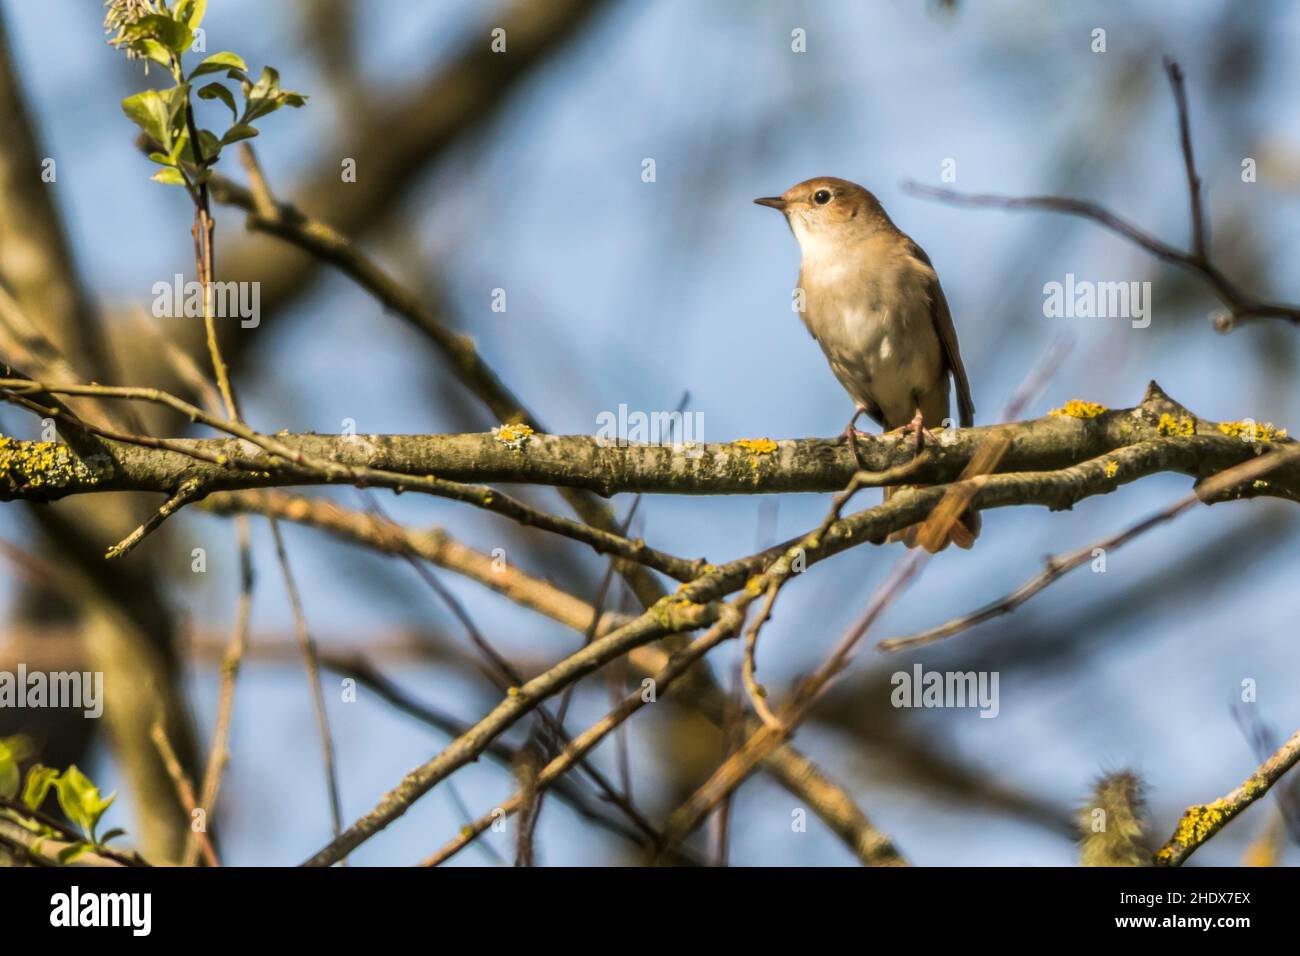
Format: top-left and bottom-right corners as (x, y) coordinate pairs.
(1218, 420), (1288, 443)
(0, 435), (106, 492)
(1104, 460), (1119, 478)
(734, 437), (777, 477)
(1049, 400), (1107, 419)
(492, 423), (535, 451)
(735, 437), (778, 455)
(1157, 413), (1196, 437)
(1164, 799), (1231, 855)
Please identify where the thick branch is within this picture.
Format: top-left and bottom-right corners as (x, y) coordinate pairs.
(2, 382), (1296, 503)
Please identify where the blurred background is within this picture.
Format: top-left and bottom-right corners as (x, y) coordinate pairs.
(1, 0), (1297, 865)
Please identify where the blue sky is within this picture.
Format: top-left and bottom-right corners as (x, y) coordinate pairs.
(2, 0), (1297, 865)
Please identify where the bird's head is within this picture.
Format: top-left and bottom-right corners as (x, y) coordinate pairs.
(754, 177), (891, 254)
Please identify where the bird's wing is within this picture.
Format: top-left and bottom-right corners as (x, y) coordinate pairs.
(907, 240), (975, 427)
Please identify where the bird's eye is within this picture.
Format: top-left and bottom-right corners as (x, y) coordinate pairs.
(813, 189), (832, 205)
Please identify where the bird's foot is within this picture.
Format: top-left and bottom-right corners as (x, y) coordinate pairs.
(842, 406), (873, 469)
(895, 408), (936, 458)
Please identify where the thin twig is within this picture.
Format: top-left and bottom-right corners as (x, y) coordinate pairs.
(881, 439), (1300, 652)
(150, 721), (219, 867)
(1163, 57), (1207, 262)
(355, 492), (664, 848)
(104, 477), (205, 560)
(185, 513), (254, 866)
(420, 610), (745, 867)
(267, 515), (345, 855)
(1155, 726), (1300, 865)
(904, 62), (1299, 330)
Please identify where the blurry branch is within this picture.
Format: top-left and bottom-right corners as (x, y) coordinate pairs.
(0, 13), (115, 394)
(907, 59), (1300, 331)
(1233, 703), (1300, 846)
(1156, 725), (1300, 866)
(879, 438), (1300, 652)
(266, 514), (345, 849)
(421, 612), (748, 867)
(149, 721), (218, 868)
(325, 650), (698, 863)
(302, 598), (722, 865)
(3, 380), (1297, 504)
(208, 490), (623, 633)
(143, 332), (258, 868)
(402, 447), (918, 867)
(344, 499), (670, 854)
(113, 0), (614, 421)
(210, 0), (613, 324)
(186, 511), (253, 868)
(0, 9), (196, 863)
(0, 378), (703, 581)
(209, 154), (667, 609)
(420, 610), (893, 867)
(206, 489), (898, 865)
(315, 433), (1083, 864)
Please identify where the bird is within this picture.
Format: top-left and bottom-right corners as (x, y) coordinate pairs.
(754, 176), (979, 550)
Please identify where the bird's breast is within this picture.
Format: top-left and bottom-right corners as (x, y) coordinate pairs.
(798, 260), (944, 426)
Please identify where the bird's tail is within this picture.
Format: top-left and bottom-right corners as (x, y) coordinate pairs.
(884, 485), (979, 552)
(884, 432), (1008, 552)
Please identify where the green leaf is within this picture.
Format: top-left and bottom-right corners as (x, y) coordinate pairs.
(54, 765), (116, 840)
(123, 14), (192, 55)
(168, 128), (189, 164)
(21, 764), (59, 812)
(147, 151), (174, 166)
(176, 0), (208, 31)
(151, 167), (188, 186)
(161, 83), (191, 126)
(121, 89), (170, 146)
(98, 827), (127, 845)
(221, 124), (259, 145)
(136, 38), (173, 68)
(197, 128), (221, 161)
(190, 51), (247, 79)
(197, 82), (238, 120)
(242, 66), (282, 122)
(250, 65), (281, 100)
(179, 129), (221, 165)
(57, 842), (89, 865)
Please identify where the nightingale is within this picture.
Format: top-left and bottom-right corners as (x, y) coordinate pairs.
(754, 176), (979, 550)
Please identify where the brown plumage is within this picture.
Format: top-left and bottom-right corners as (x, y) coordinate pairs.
(755, 177), (978, 550)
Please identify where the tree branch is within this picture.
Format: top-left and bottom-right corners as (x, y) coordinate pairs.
(2, 381), (1295, 503)
(1155, 726), (1300, 865)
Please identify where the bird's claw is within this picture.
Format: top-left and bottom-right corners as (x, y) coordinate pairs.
(842, 407), (873, 469)
(893, 409), (935, 457)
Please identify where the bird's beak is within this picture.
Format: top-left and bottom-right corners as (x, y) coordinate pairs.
(753, 196), (787, 210)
